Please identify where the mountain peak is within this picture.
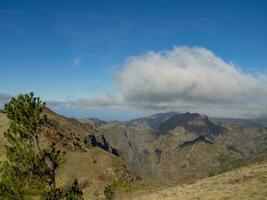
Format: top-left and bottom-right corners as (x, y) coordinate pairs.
(158, 112), (223, 136)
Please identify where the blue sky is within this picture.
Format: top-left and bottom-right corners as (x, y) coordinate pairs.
(1, 0), (267, 120)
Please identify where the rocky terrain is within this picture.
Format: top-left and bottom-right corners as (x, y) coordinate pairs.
(2, 108), (267, 199)
(91, 112), (267, 183)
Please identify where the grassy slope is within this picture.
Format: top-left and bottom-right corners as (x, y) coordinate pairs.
(57, 149), (131, 199)
(127, 161), (267, 200)
(0, 113), (8, 161)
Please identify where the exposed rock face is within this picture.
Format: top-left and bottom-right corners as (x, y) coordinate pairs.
(43, 108), (120, 156)
(179, 135), (213, 147)
(84, 134), (119, 156)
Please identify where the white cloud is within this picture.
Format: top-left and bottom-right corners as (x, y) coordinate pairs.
(114, 46), (267, 118)
(56, 46), (267, 118)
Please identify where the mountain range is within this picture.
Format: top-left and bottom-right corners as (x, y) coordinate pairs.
(1, 108), (267, 199)
(93, 112), (267, 184)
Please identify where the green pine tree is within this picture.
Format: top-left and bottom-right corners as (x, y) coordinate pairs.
(0, 92), (83, 200)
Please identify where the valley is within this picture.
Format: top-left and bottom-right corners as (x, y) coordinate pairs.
(1, 108), (267, 199)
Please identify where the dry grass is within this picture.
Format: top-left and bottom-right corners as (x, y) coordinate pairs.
(128, 162), (267, 200)
(56, 148), (130, 200)
(0, 113), (8, 161)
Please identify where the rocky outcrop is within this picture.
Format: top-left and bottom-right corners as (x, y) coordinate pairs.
(179, 135), (213, 147)
(84, 134), (119, 156)
(43, 108), (119, 156)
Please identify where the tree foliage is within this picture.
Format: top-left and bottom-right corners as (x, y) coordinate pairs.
(0, 92), (83, 199)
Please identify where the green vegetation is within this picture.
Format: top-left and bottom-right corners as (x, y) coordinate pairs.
(0, 92), (83, 200)
(104, 178), (132, 200)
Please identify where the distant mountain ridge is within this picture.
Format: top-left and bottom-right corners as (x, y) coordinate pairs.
(158, 112), (223, 137)
(126, 112), (178, 131)
(211, 117), (267, 128)
(81, 112), (267, 130)
(79, 117), (108, 129)
(88, 111), (267, 183)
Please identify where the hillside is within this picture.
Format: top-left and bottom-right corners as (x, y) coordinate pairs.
(0, 108), (136, 199)
(96, 112), (267, 183)
(128, 161), (267, 200)
(2, 108), (267, 199)
(0, 112), (9, 161)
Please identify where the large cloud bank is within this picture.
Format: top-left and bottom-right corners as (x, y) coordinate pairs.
(50, 46), (267, 118)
